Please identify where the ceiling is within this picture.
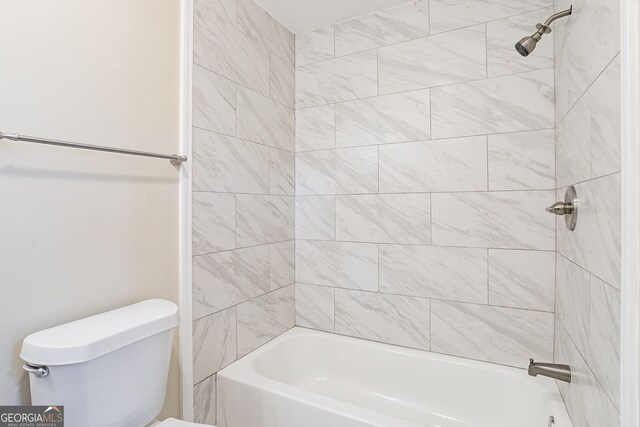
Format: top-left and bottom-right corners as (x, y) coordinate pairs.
(254, 0), (412, 34)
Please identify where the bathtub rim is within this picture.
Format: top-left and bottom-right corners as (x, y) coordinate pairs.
(217, 327), (573, 427)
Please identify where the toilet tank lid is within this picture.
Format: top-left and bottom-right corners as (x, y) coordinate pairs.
(21, 299), (179, 366)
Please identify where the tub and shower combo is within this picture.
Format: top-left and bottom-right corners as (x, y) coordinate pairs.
(217, 328), (572, 427)
(215, 6), (576, 426)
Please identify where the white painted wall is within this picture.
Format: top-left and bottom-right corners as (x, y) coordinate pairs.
(0, 0), (182, 419)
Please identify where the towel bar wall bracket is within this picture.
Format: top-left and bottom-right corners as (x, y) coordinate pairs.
(0, 131), (187, 166)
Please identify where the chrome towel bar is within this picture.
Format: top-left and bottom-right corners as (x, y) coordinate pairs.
(0, 131), (187, 166)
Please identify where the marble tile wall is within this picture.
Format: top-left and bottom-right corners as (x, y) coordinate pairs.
(553, 0), (621, 424)
(191, 1), (621, 425)
(295, 0), (557, 370)
(191, 0), (295, 422)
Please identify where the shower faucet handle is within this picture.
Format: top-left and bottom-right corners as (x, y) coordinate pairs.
(546, 186), (578, 231)
(546, 201), (573, 215)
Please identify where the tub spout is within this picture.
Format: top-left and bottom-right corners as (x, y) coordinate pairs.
(528, 358), (571, 383)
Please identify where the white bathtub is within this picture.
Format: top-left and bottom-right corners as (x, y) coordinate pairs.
(217, 328), (572, 427)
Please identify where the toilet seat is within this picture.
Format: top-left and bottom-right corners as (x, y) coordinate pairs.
(157, 418), (215, 427)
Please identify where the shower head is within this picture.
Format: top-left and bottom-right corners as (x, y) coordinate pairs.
(515, 34), (541, 57)
(515, 6), (572, 57)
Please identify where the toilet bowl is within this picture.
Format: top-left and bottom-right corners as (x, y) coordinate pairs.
(21, 299), (215, 427)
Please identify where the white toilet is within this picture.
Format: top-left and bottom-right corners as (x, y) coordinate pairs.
(21, 299), (214, 427)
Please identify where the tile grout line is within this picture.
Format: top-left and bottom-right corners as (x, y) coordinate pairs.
(194, 238), (295, 258)
(429, 193), (433, 245)
(296, 66), (555, 111)
(557, 52), (620, 124)
(485, 23), (488, 78)
(291, 283), (556, 314)
(486, 135), (490, 190)
(377, 244), (380, 292)
(557, 251), (620, 293)
(428, 298), (432, 351)
(297, 126), (557, 149)
(234, 194), (238, 249)
(289, 187), (559, 197)
(295, 5), (554, 68)
(194, 62), (294, 111)
(193, 124), (295, 154)
(376, 47), (380, 96)
(295, 239), (556, 253)
(333, 286), (336, 333)
(486, 248), (490, 305)
(555, 316), (619, 410)
(428, 89), (433, 139)
(377, 145), (380, 194)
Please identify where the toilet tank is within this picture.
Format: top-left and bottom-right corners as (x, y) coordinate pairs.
(20, 299), (179, 427)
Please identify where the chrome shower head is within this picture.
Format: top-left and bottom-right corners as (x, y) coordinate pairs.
(515, 6), (572, 57)
(515, 34), (541, 57)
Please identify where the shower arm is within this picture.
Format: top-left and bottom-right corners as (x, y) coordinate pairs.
(515, 5), (571, 57)
(539, 6), (573, 32)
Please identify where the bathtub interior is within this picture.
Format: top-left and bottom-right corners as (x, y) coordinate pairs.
(233, 329), (571, 427)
